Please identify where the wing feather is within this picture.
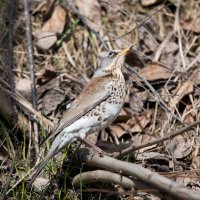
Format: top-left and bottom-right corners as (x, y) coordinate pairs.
(41, 75), (111, 145)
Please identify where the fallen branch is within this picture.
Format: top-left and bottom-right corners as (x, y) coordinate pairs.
(1, 86), (53, 129)
(23, 0), (40, 163)
(73, 170), (149, 190)
(78, 151), (200, 200)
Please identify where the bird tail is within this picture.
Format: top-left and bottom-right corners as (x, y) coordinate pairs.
(28, 133), (76, 188)
(28, 147), (58, 188)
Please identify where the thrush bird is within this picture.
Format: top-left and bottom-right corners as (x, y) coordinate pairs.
(29, 46), (132, 185)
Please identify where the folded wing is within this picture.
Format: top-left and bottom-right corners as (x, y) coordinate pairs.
(41, 75), (112, 144)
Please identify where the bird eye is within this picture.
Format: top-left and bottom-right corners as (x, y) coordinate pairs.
(108, 51), (116, 57)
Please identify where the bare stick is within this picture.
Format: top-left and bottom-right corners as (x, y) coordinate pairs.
(125, 64), (182, 123)
(2, 1), (17, 196)
(23, 0), (40, 162)
(23, 0), (37, 109)
(1, 86), (53, 128)
(73, 170), (138, 190)
(7, 0), (17, 115)
(5, 168), (34, 196)
(112, 5), (167, 41)
(154, 31), (175, 62)
(174, 0), (186, 69)
(113, 119), (200, 158)
(78, 152), (200, 200)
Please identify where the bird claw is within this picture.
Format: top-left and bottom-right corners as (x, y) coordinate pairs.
(89, 146), (105, 157)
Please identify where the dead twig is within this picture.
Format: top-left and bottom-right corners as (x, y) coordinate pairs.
(76, 188), (134, 196)
(111, 5), (167, 41)
(174, 0), (186, 69)
(23, 0), (37, 110)
(7, 0), (17, 117)
(1, 86), (53, 129)
(113, 119), (200, 158)
(154, 31), (175, 62)
(73, 170), (138, 190)
(7, 0), (15, 95)
(125, 64), (182, 123)
(23, 0), (40, 163)
(0, 164), (14, 199)
(5, 168), (34, 196)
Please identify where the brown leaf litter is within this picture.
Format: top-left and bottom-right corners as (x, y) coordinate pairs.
(35, 5), (67, 50)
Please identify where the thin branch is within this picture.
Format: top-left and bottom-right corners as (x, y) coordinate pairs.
(125, 64), (183, 123)
(23, 0), (40, 163)
(7, 0), (17, 115)
(154, 31), (175, 62)
(174, 0), (186, 69)
(23, 0), (37, 109)
(73, 170), (138, 190)
(113, 119), (200, 158)
(5, 168), (34, 196)
(1, 164), (14, 199)
(111, 5), (167, 41)
(1, 86), (53, 128)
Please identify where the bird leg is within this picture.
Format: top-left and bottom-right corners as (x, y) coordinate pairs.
(77, 137), (105, 157)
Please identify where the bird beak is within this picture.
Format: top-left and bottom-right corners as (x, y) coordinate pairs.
(101, 45), (133, 74)
(117, 45), (133, 56)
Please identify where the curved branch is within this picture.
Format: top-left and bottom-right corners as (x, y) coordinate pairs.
(78, 150), (200, 200)
(73, 170), (148, 190)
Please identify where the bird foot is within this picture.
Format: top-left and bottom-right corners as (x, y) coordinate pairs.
(89, 149), (114, 157)
(77, 137), (107, 157)
(89, 146), (105, 157)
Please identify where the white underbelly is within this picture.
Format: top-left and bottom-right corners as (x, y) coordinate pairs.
(56, 101), (124, 150)
(61, 101), (123, 135)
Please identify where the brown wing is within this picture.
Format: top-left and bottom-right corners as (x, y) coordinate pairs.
(41, 75), (112, 145)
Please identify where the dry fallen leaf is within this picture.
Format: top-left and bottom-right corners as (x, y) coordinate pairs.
(167, 135), (193, 159)
(138, 152), (170, 172)
(191, 152), (200, 176)
(183, 20), (200, 33)
(42, 6), (66, 34)
(136, 152), (170, 161)
(86, 132), (98, 144)
(192, 69), (200, 86)
(31, 0), (54, 15)
(141, 0), (161, 7)
(32, 177), (50, 191)
(169, 80), (194, 109)
(139, 64), (173, 81)
(109, 123), (129, 138)
(129, 91), (146, 113)
(42, 89), (65, 116)
(100, 0), (126, 21)
(127, 110), (151, 133)
(163, 41), (179, 54)
(16, 78), (32, 101)
(182, 105), (196, 124)
(75, 0), (102, 32)
(35, 5), (67, 50)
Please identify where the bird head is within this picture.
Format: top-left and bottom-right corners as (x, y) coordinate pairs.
(93, 46), (133, 78)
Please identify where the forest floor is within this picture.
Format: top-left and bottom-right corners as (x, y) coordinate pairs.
(0, 0), (200, 199)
